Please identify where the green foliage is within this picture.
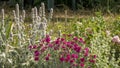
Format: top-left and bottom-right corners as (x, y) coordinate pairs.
(46, 12), (120, 68)
(0, 10), (120, 68)
(112, 17), (120, 35)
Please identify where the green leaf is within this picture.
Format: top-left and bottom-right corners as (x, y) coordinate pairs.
(6, 21), (13, 40)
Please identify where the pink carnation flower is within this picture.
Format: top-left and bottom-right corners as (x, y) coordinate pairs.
(34, 50), (40, 56)
(60, 57), (65, 62)
(80, 58), (85, 62)
(34, 56), (39, 61)
(71, 54), (78, 59)
(80, 63), (85, 68)
(45, 35), (51, 43)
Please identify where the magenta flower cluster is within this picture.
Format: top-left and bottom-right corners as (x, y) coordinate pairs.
(29, 34), (97, 68)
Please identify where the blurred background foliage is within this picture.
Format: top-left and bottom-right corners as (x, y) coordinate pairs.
(0, 0), (120, 13)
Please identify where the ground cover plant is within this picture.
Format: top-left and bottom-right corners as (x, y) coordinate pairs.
(0, 3), (120, 68)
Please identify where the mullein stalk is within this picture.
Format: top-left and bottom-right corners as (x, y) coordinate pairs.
(22, 10), (26, 23)
(31, 7), (39, 44)
(50, 8), (53, 19)
(1, 9), (10, 65)
(13, 4), (25, 46)
(1, 9), (7, 46)
(2, 9), (5, 25)
(38, 16), (41, 25)
(13, 10), (17, 23)
(41, 23), (47, 38)
(39, 7), (42, 17)
(49, 8), (53, 22)
(1, 9), (5, 36)
(32, 8), (35, 23)
(16, 4), (20, 23)
(34, 7), (38, 24)
(41, 2), (45, 18)
(34, 7), (40, 42)
(20, 15), (23, 23)
(16, 4), (22, 46)
(30, 8), (35, 44)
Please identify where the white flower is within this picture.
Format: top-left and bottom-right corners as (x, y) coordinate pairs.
(106, 30), (111, 36)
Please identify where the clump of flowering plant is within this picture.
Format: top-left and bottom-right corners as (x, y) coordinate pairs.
(29, 34), (97, 68)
